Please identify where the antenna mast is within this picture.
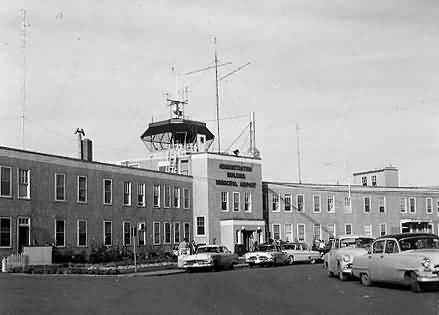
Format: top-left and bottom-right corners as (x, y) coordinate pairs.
(20, 9), (29, 149)
(296, 123), (302, 183)
(214, 37), (221, 153)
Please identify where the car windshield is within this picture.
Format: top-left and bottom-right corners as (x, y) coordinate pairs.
(399, 236), (439, 251)
(258, 245), (278, 252)
(340, 237), (373, 249)
(281, 244), (296, 250)
(196, 247), (220, 254)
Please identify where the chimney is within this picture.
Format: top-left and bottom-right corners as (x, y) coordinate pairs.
(249, 112), (260, 158)
(81, 138), (93, 162)
(74, 128), (85, 159)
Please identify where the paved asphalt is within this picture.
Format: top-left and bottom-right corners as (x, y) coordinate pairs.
(0, 264), (437, 315)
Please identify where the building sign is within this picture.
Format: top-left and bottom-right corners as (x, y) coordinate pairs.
(216, 163), (256, 188)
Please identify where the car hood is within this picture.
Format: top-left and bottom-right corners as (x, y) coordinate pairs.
(185, 253), (215, 261)
(245, 252), (273, 257)
(402, 249), (439, 264)
(334, 247), (368, 257)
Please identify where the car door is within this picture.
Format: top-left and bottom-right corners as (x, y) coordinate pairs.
(381, 239), (400, 282)
(369, 239), (386, 281)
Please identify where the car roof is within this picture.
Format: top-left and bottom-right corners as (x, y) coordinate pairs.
(337, 235), (374, 240)
(198, 245), (221, 248)
(376, 233), (436, 241)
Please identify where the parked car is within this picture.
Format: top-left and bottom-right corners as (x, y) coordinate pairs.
(281, 242), (321, 264)
(182, 245), (238, 272)
(324, 235), (374, 280)
(352, 233), (439, 292)
(245, 244), (289, 267)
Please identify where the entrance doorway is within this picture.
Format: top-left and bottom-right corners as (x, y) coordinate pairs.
(242, 230), (255, 252)
(17, 217), (30, 253)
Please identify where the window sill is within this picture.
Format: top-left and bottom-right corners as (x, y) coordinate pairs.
(0, 246), (12, 249)
(17, 197), (30, 200)
(55, 199), (67, 203)
(0, 195), (13, 199)
(77, 201), (88, 204)
(137, 205), (146, 208)
(103, 203), (112, 206)
(122, 205), (132, 207)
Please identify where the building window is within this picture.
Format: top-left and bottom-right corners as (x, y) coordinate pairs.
(183, 188), (190, 209)
(123, 182), (132, 206)
(103, 179), (112, 205)
(364, 197), (371, 213)
(153, 185), (160, 207)
(233, 192), (240, 211)
(327, 195), (335, 213)
(0, 166), (12, 197)
(221, 192), (229, 211)
(55, 173), (66, 201)
(184, 223), (190, 241)
(409, 197), (416, 213)
(196, 217), (205, 236)
(437, 200), (439, 214)
(327, 223), (335, 239)
(344, 196), (352, 213)
(362, 176), (367, 186)
(285, 224), (293, 242)
(55, 220), (65, 247)
(427, 223), (433, 234)
(379, 223), (387, 236)
(345, 223), (352, 235)
(77, 176), (87, 203)
(244, 192), (252, 212)
(284, 194), (292, 211)
(164, 185), (171, 208)
(123, 222), (132, 246)
(0, 217), (11, 247)
(174, 222), (180, 243)
(272, 193), (279, 211)
(138, 222), (146, 246)
(313, 195), (321, 213)
(137, 184), (145, 207)
(297, 224), (305, 242)
(173, 187), (180, 208)
(272, 224), (280, 241)
(18, 169), (30, 199)
(377, 196), (385, 213)
(313, 224), (321, 241)
(364, 224), (372, 236)
(371, 175), (377, 186)
(104, 221), (112, 246)
(77, 220), (87, 247)
(153, 222), (160, 245)
(400, 197), (407, 213)
(426, 198), (433, 214)
(297, 194), (304, 212)
(164, 222), (171, 244)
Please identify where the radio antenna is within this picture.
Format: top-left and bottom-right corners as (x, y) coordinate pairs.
(20, 9), (30, 149)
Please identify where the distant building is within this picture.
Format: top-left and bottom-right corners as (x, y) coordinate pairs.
(263, 166), (439, 245)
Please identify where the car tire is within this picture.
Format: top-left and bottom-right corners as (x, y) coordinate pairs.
(360, 273), (372, 287)
(289, 256), (294, 265)
(338, 265), (348, 281)
(407, 272), (422, 293)
(310, 259), (316, 264)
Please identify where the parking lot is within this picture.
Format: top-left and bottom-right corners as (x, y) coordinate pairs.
(0, 264), (437, 315)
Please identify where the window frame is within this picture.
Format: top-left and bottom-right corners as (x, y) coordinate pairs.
(123, 221), (132, 246)
(371, 175), (377, 186)
(0, 166), (12, 198)
(326, 223), (336, 239)
(426, 197), (433, 214)
(296, 194), (304, 212)
(184, 222), (190, 241)
(313, 194), (321, 213)
(17, 168), (30, 199)
(362, 176), (367, 186)
(221, 191), (229, 212)
(137, 183), (146, 207)
(77, 175), (88, 203)
(153, 221), (161, 245)
(272, 223), (281, 241)
(400, 197), (407, 213)
(284, 193), (292, 212)
(77, 219), (87, 247)
(163, 222), (171, 244)
(244, 191), (252, 212)
(153, 184), (161, 208)
(183, 188), (190, 209)
(327, 195), (335, 213)
(409, 197), (416, 213)
(379, 223), (387, 236)
(55, 173), (66, 202)
(233, 192), (240, 212)
(173, 187), (181, 208)
(123, 181), (132, 206)
(297, 223), (306, 242)
(196, 216), (206, 236)
(344, 223), (352, 235)
(174, 222), (181, 244)
(272, 193), (280, 212)
(54, 219), (66, 248)
(164, 185), (171, 208)
(103, 221), (112, 247)
(313, 223), (321, 241)
(364, 224), (372, 236)
(103, 179), (112, 205)
(138, 222), (146, 246)
(284, 223), (293, 242)
(363, 196), (371, 213)
(377, 196), (386, 213)
(0, 217), (12, 248)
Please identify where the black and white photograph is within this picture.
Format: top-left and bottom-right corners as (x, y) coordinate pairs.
(1, 1), (439, 314)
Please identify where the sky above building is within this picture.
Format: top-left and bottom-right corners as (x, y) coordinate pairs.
(1, 0), (438, 186)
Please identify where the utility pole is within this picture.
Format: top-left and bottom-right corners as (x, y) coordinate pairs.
(296, 123), (302, 183)
(214, 37), (221, 153)
(20, 9), (30, 149)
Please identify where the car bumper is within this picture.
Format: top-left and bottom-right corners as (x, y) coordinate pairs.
(340, 263), (353, 275)
(246, 257), (273, 265)
(416, 271), (439, 283)
(183, 261), (213, 269)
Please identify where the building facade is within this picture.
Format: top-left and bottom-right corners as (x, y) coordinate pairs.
(0, 146), (193, 259)
(263, 174), (439, 246)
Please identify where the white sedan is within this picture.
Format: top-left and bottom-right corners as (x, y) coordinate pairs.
(281, 242), (321, 264)
(183, 245), (238, 272)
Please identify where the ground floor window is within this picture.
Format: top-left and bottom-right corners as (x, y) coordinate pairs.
(364, 224), (372, 236)
(184, 223), (190, 241)
(196, 217), (205, 236)
(164, 222), (171, 244)
(138, 222), (146, 246)
(174, 222), (180, 243)
(123, 222), (132, 246)
(313, 224), (321, 241)
(55, 220), (65, 247)
(297, 224), (305, 242)
(379, 223), (387, 236)
(272, 224), (280, 240)
(284, 224), (293, 242)
(104, 221), (112, 246)
(344, 223), (352, 235)
(153, 222), (160, 245)
(0, 217), (11, 247)
(77, 220), (87, 247)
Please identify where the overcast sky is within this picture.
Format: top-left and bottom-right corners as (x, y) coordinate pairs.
(1, 0), (438, 185)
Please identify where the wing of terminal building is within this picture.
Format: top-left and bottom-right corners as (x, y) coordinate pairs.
(1, 100), (439, 258)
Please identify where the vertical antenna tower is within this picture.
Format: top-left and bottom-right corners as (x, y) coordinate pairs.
(20, 9), (29, 149)
(296, 123), (302, 183)
(214, 37), (221, 153)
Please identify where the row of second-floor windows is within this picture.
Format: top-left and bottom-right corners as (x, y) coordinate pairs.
(270, 192), (438, 215)
(220, 191), (252, 212)
(0, 166), (30, 199)
(0, 166), (191, 209)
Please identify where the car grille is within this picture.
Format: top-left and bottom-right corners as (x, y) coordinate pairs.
(185, 260), (208, 265)
(248, 256), (257, 261)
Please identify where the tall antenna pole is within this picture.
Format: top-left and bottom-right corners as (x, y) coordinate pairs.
(296, 123), (302, 183)
(214, 37), (221, 153)
(20, 9), (29, 149)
